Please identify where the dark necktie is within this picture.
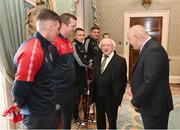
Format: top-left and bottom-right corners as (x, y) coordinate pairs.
(101, 55), (108, 73)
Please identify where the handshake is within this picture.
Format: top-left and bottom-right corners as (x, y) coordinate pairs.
(87, 59), (93, 68)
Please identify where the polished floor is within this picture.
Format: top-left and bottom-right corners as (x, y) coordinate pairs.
(71, 84), (180, 129)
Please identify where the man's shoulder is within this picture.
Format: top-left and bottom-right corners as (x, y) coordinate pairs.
(146, 40), (167, 55)
(52, 36), (72, 48)
(85, 35), (91, 39)
(24, 37), (40, 44)
(114, 53), (126, 61)
(15, 38), (43, 68)
(52, 36), (73, 55)
(85, 35), (95, 42)
(19, 38), (42, 53)
(53, 36), (65, 44)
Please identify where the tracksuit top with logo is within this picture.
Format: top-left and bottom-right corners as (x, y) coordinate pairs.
(51, 34), (75, 96)
(12, 32), (56, 116)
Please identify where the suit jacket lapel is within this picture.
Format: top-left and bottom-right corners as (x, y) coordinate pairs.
(132, 50), (143, 73)
(97, 55), (102, 75)
(131, 39), (152, 74)
(102, 53), (116, 74)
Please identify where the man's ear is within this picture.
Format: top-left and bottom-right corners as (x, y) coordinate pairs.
(61, 23), (67, 28)
(49, 24), (54, 32)
(134, 34), (138, 38)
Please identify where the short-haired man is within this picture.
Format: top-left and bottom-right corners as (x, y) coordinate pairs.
(83, 26), (101, 121)
(12, 9), (60, 129)
(51, 13), (77, 129)
(72, 28), (89, 126)
(84, 25), (100, 61)
(102, 33), (110, 38)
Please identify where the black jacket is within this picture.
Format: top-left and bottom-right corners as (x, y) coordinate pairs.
(12, 32), (56, 115)
(92, 52), (127, 106)
(131, 38), (174, 115)
(51, 34), (75, 102)
(72, 39), (89, 83)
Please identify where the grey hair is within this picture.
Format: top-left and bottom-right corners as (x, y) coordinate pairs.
(99, 38), (116, 51)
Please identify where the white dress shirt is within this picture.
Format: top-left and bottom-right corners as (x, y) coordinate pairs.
(140, 36), (151, 52)
(101, 51), (114, 72)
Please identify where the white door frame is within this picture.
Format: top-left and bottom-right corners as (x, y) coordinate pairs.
(123, 10), (170, 78)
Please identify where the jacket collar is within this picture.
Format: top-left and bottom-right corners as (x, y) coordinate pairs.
(87, 35), (97, 41)
(59, 33), (68, 40)
(34, 32), (51, 47)
(73, 39), (83, 45)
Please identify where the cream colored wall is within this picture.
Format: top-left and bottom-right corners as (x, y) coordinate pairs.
(96, 0), (180, 77)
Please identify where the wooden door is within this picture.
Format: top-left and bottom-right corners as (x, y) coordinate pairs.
(129, 17), (162, 80)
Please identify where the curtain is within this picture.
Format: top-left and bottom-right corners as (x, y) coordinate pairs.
(83, 0), (98, 34)
(86, 0), (94, 29)
(0, 0), (26, 84)
(53, 0), (78, 41)
(54, 0), (78, 15)
(92, 0), (99, 26)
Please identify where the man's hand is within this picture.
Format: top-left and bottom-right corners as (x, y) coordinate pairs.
(13, 104), (21, 112)
(88, 62), (93, 68)
(88, 59), (93, 68)
(130, 103), (138, 110)
(127, 86), (133, 97)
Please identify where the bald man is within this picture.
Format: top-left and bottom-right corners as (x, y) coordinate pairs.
(12, 9), (60, 129)
(92, 38), (127, 129)
(127, 25), (173, 129)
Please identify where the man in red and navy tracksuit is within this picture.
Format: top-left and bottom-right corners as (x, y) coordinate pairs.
(51, 13), (77, 129)
(12, 9), (60, 129)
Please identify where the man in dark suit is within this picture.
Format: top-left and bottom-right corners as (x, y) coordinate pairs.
(92, 38), (127, 129)
(127, 25), (174, 129)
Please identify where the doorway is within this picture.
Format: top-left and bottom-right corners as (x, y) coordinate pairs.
(123, 10), (169, 81)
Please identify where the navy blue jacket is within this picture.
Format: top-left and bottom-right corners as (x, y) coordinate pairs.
(12, 32), (56, 116)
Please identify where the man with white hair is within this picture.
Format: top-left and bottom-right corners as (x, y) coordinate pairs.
(127, 25), (173, 129)
(92, 38), (127, 129)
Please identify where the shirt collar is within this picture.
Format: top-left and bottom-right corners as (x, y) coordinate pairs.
(102, 51), (114, 59)
(140, 36), (151, 52)
(59, 33), (67, 40)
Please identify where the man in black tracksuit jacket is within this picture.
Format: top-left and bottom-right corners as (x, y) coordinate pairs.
(84, 26), (101, 62)
(72, 28), (90, 125)
(84, 26), (101, 121)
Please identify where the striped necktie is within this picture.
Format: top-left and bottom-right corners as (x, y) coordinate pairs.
(101, 55), (108, 73)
